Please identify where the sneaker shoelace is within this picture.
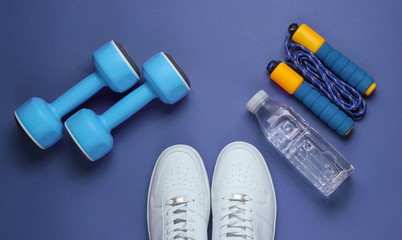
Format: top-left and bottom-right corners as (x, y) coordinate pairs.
(165, 197), (196, 240)
(219, 194), (254, 239)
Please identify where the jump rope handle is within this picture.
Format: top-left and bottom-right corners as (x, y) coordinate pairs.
(289, 23), (376, 96)
(268, 61), (355, 136)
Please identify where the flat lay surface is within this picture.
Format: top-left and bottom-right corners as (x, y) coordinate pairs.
(1, 0), (401, 239)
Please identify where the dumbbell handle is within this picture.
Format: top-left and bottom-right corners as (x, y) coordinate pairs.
(294, 82), (354, 136)
(50, 72), (105, 118)
(100, 84), (156, 131)
(315, 42), (375, 95)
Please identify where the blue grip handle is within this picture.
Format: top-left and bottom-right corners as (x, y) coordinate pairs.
(294, 82), (354, 136)
(50, 72), (106, 118)
(315, 42), (374, 94)
(100, 83), (157, 131)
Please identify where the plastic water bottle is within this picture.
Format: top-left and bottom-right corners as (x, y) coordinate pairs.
(247, 90), (354, 197)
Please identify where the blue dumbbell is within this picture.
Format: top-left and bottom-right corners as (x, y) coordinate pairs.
(15, 41), (141, 149)
(64, 52), (190, 161)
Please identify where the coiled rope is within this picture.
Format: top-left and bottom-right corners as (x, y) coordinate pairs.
(282, 33), (367, 120)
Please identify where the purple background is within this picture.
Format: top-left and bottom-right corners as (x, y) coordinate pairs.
(1, 0), (401, 239)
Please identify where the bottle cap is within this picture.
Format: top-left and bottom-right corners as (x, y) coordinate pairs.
(247, 90), (269, 114)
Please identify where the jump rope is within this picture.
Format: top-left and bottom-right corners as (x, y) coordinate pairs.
(267, 23), (376, 127)
(284, 33), (366, 120)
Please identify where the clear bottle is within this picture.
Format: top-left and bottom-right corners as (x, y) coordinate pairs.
(247, 90), (354, 197)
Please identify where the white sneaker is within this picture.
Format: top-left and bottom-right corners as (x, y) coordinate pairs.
(147, 145), (210, 240)
(211, 141), (277, 240)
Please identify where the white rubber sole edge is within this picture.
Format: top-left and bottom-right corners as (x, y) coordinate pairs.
(146, 144), (210, 240)
(211, 141), (277, 240)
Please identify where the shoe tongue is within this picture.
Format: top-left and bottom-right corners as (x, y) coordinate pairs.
(226, 194), (249, 239)
(171, 198), (192, 225)
(173, 217), (186, 225)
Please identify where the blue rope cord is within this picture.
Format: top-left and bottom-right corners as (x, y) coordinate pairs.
(282, 33), (366, 120)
